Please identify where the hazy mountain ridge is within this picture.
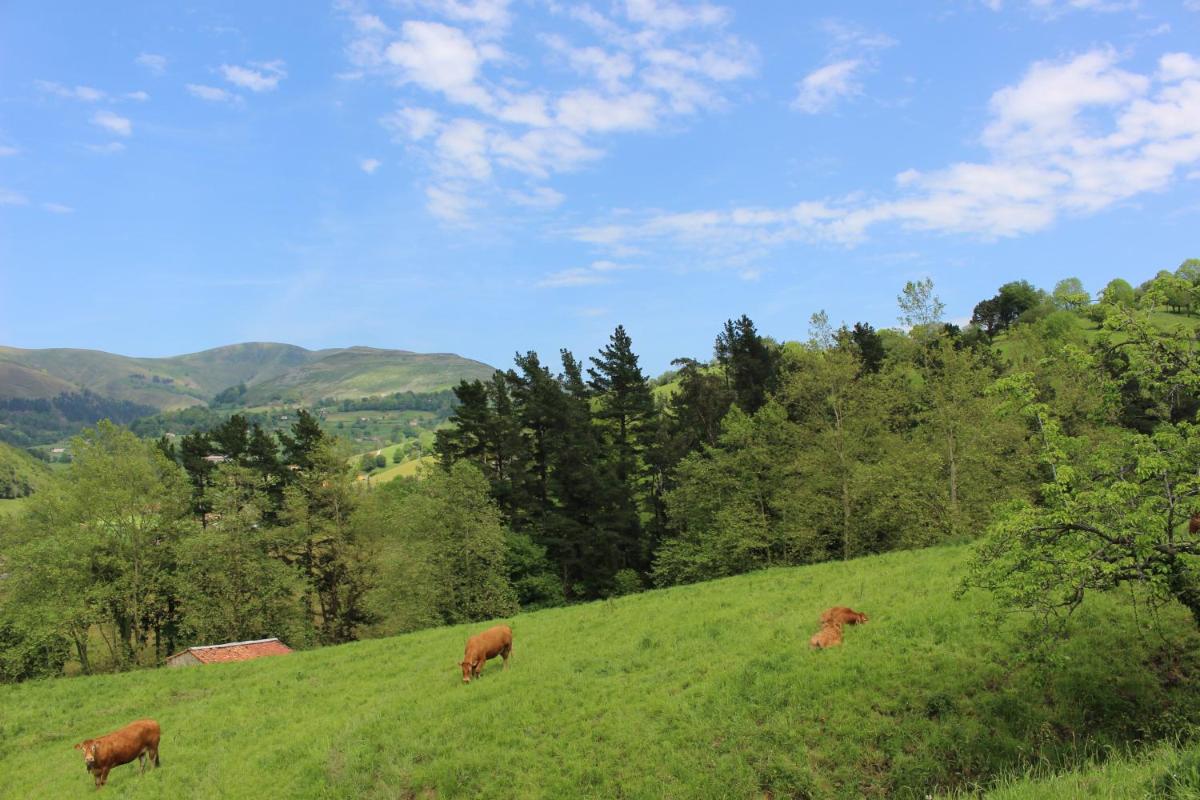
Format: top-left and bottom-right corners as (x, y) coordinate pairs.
(0, 342), (497, 411)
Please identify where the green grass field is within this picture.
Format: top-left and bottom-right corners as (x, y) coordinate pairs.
(2, 544), (1198, 799)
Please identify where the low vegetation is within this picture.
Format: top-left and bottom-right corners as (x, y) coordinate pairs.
(1, 545), (1197, 799)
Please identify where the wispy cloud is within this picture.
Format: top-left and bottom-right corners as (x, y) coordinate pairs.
(220, 60), (287, 92)
(578, 48), (1200, 254)
(536, 259), (635, 288)
(91, 111), (132, 137)
(135, 53), (168, 74)
(42, 202), (74, 214)
(339, 0), (756, 221)
(792, 20), (895, 114)
(187, 83), (237, 103)
(0, 145), (19, 157)
(36, 80), (106, 102)
(0, 188), (29, 206)
(360, 157), (382, 174)
(85, 142), (126, 155)
(793, 60), (864, 114)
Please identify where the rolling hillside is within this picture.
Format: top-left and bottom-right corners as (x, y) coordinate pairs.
(2, 545), (1197, 799)
(0, 343), (495, 412)
(0, 440), (52, 499)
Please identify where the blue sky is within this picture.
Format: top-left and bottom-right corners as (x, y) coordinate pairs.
(1, 0), (1199, 374)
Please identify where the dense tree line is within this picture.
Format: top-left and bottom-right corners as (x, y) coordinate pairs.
(4, 263), (1200, 682)
(0, 390), (156, 447)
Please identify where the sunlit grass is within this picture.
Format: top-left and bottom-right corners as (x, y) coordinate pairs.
(1, 544), (1197, 799)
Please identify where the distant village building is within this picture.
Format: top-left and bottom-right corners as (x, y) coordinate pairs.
(165, 638), (292, 667)
(50, 447), (66, 454)
(203, 454), (228, 464)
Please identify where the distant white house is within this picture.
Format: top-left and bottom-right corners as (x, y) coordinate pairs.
(203, 454), (227, 464)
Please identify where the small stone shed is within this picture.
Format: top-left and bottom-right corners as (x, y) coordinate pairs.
(165, 637), (293, 667)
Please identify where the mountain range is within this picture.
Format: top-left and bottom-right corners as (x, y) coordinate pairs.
(0, 342), (497, 410)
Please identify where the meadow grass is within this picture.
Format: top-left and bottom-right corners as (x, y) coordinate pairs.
(1, 545), (1198, 799)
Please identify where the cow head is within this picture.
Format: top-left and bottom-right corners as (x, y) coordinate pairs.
(460, 659), (473, 683)
(74, 740), (99, 771)
(855, 612), (869, 624)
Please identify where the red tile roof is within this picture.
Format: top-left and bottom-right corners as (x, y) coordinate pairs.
(171, 638), (293, 664)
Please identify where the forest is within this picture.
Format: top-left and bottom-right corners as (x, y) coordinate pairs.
(2, 264), (1200, 682)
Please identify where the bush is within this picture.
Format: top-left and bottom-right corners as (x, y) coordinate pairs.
(610, 568), (643, 597)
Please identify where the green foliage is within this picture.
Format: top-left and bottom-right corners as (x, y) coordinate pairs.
(1052, 277), (1090, 310)
(0, 440), (51, 498)
(175, 466), (303, 646)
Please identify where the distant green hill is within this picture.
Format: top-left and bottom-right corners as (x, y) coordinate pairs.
(0, 440), (52, 499)
(0, 343), (495, 412)
(2, 545), (1197, 798)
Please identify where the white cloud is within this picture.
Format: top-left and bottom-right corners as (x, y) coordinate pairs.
(793, 60), (863, 114)
(1159, 52), (1200, 82)
(136, 53), (168, 74)
(623, 0), (729, 31)
(509, 186), (565, 208)
(436, 118), (492, 178)
(343, 0), (753, 222)
(578, 48), (1200, 253)
(386, 21), (491, 108)
(42, 202), (74, 214)
(425, 183), (475, 221)
(91, 111), (132, 137)
(382, 106), (441, 140)
(0, 145), (18, 157)
(220, 60), (287, 92)
(36, 81), (106, 101)
(125, 91), (150, 102)
(360, 158), (382, 174)
(0, 188), (28, 206)
(556, 90), (658, 133)
(187, 83), (237, 102)
(536, 259), (635, 287)
(419, 0), (513, 37)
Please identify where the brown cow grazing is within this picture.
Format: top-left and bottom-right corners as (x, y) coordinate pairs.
(460, 624), (512, 683)
(819, 606), (869, 626)
(74, 719), (160, 788)
(809, 622), (843, 649)
(1190, 513), (1200, 535)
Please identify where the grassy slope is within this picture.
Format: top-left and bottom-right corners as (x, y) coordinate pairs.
(242, 348), (495, 405)
(2, 545), (1198, 800)
(944, 740), (1197, 799)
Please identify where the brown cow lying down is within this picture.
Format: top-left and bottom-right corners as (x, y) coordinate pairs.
(460, 624), (512, 683)
(74, 718), (160, 788)
(810, 622), (843, 649)
(819, 606), (869, 626)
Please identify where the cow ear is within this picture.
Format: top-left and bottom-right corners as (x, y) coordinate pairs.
(74, 743), (82, 750)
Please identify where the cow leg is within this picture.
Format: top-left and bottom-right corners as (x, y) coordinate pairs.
(139, 752), (146, 774)
(100, 766), (110, 787)
(152, 745), (160, 768)
(502, 644), (511, 670)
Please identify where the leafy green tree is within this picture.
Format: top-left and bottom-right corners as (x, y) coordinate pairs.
(277, 438), (377, 645)
(1052, 277), (1090, 310)
(1100, 278), (1135, 308)
(971, 280), (1043, 337)
(967, 309), (1200, 634)
(278, 409), (325, 472)
(177, 465), (301, 645)
(655, 403), (811, 585)
(365, 463), (517, 628)
(3, 422), (193, 671)
(898, 277), (945, 336)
